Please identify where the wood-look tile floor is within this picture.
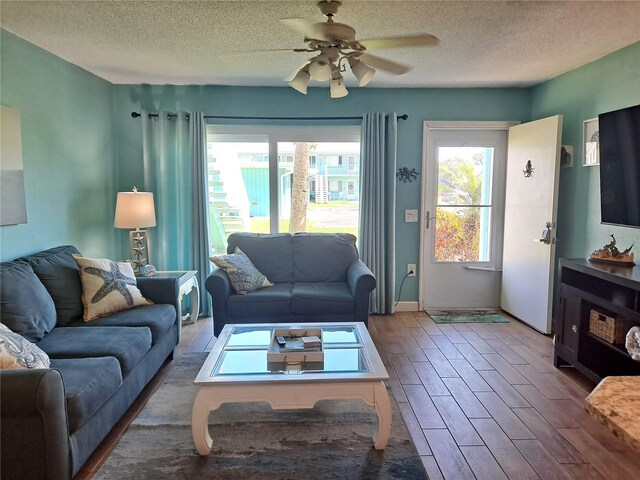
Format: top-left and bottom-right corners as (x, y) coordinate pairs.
(369, 312), (640, 480)
(78, 313), (639, 480)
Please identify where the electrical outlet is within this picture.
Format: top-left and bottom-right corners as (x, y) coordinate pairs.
(407, 264), (416, 276)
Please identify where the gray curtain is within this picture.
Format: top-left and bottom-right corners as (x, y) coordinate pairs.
(359, 113), (397, 314)
(141, 111), (211, 317)
(189, 112), (212, 316)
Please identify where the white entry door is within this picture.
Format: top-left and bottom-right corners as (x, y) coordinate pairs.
(421, 126), (509, 309)
(500, 115), (563, 333)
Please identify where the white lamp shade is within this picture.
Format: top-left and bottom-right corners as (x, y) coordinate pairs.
(289, 69), (311, 94)
(309, 58), (332, 81)
(349, 58), (375, 86)
(114, 191), (156, 228)
(330, 77), (348, 98)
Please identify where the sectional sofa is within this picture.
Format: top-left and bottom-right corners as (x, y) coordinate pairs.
(0, 245), (180, 480)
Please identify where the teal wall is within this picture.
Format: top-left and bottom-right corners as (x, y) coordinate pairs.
(531, 41), (640, 260)
(4, 26), (637, 303)
(0, 30), (118, 261)
(112, 85), (532, 301)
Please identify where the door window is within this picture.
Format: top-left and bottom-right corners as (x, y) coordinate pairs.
(435, 146), (494, 262)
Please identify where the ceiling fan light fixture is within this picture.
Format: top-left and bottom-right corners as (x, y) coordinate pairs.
(329, 74), (348, 98)
(289, 66), (311, 94)
(309, 56), (332, 81)
(348, 57), (375, 86)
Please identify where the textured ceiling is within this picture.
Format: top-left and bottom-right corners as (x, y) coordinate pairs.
(1, 0), (639, 88)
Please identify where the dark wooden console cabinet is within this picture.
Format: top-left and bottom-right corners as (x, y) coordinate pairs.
(554, 258), (640, 382)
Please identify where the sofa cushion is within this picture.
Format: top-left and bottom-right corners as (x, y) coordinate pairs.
(0, 323), (51, 369)
(36, 326), (151, 377)
(291, 282), (355, 315)
(50, 357), (122, 433)
(0, 261), (57, 341)
(65, 304), (175, 345)
(73, 255), (150, 321)
(211, 247), (274, 295)
(293, 233), (359, 282)
(21, 245), (84, 326)
(227, 232), (294, 283)
(227, 283), (292, 318)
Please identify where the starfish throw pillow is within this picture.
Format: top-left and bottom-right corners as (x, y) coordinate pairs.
(73, 255), (150, 321)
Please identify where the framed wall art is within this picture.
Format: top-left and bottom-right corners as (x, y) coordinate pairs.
(0, 105), (27, 225)
(582, 118), (599, 166)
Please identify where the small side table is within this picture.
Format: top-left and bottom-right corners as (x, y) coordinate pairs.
(153, 271), (199, 326)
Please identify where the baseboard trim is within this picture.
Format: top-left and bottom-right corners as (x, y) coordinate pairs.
(394, 301), (420, 312)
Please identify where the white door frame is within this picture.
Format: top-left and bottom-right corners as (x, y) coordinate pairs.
(419, 121), (519, 311)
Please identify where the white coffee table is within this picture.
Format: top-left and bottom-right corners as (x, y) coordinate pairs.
(191, 322), (391, 455)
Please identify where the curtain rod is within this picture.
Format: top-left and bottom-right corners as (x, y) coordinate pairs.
(130, 112), (408, 121)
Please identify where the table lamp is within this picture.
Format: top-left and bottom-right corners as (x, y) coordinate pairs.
(114, 187), (156, 274)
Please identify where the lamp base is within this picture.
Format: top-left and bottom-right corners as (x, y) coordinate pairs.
(129, 228), (151, 275)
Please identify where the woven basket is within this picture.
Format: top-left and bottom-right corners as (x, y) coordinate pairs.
(589, 310), (626, 344)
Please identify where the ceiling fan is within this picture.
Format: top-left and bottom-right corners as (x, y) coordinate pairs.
(277, 0), (439, 97)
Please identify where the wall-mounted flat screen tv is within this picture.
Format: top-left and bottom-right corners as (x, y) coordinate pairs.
(598, 104), (640, 228)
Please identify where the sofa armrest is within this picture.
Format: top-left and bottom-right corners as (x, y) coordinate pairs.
(348, 260), (376, 324)
(205, 267), (232, 336)
(136, 276), (180, 320)
(136, 276), (181, 342)
(347, 260), (376, 297)
(1, 369), (71, 480)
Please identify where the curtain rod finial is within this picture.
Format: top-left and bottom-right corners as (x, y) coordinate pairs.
(398, 114), (408, 121)
(131, 112), (141, 118)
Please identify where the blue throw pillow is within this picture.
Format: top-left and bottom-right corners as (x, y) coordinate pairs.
(210, 247), (273, 295)
(21, 245), (84, 325)
(0, 261), (57, 342)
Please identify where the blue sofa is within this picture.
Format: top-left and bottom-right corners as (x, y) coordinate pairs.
(0, 246), (180, 480)
(206, 233), (376, 337)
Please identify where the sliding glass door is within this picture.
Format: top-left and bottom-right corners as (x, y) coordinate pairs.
(206, 125), (361, 254)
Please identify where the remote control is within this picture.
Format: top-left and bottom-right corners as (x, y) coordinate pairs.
(276, 336), (286, 346)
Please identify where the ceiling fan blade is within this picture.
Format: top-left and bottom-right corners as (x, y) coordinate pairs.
(359, 34), (439, 50)
(281, 18), (328, 41)
(219, 48), (308, 57)
(358, 53), (411, 76)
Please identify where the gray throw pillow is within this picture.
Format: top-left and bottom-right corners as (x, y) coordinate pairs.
(210, 247), (273, 295)
(0, 261), (57, 342)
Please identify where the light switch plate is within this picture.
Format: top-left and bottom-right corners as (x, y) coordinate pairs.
(405, 209), (419, 222)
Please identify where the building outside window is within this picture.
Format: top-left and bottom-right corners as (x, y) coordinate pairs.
(206, 125), (360, 254)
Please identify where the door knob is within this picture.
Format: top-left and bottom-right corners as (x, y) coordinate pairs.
(537, 221), (552, 244)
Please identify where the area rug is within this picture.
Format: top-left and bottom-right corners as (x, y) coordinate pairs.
(427, 309), (510, 324)
(93, 353), (427, 480)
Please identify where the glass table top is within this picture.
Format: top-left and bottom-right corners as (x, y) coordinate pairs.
(213, 324), (370, 377)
